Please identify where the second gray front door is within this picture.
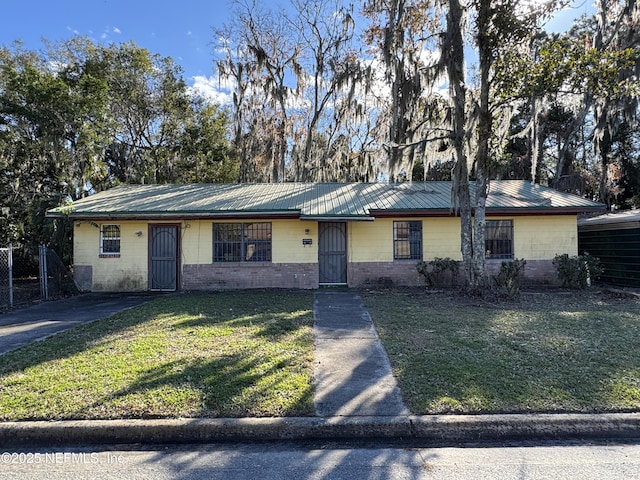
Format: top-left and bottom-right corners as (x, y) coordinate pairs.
(318, 222), (347, 284)
(149, 225), (179, 291)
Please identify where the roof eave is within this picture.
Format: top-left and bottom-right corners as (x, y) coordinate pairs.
(485, 206), (606, 216)
(299, 215), (374, 221)
(369, 209), (453, 218)
(56, 211), (302, 221)
(369, 206), (605, 218)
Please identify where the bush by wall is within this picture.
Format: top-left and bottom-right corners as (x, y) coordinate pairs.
(494, 258), (527, 298)
(416, 257), (460, 288)
(553, 253), (603, 289)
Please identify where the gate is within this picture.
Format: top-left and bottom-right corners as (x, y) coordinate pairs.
(1, 245), (77, 309)
(318, 222), (347, 284)
(149, 225), (179, 291)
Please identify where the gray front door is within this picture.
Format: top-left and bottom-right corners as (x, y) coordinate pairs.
(149, 225), (179, 291)
(318, 222), (347, 284)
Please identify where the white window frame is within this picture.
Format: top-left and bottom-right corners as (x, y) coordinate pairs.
(100, 224), (121, 256)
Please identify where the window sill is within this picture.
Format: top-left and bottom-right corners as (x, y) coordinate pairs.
(99, 254), (121, 258)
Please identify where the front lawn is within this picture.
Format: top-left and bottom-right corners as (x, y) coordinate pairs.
(361, 288), (640, 414)
(0, 291), (315, 420)
(2, 287), (639, 421)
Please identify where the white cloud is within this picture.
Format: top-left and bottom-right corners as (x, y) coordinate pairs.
(188, 75), (233, 105)
(113, 27), (121, 34)
(48, 60), (67, 74)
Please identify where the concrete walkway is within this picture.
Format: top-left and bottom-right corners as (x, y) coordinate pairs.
(313, 290), (409, 417)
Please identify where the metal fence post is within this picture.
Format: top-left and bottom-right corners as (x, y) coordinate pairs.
(7, 243), (13, 308)
(39, 244), (49, 301)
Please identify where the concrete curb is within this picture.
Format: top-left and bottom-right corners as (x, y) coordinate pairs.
(2, 413), (640, 447)
(410, 413), (640, 442)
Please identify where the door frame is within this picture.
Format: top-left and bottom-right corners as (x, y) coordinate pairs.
(318, 221), (348, 285)
(148, 223), (181, 292)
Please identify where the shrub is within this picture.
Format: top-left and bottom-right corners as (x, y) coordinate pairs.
(494, 258), (527, 298)
(553, 253), (603, 289)
(417, 257), (460, 287)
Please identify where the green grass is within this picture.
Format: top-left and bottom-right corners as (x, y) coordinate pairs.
(3, 287), (640, 420)
(361, 288), (640, 415)
(0, 291), (315, 421)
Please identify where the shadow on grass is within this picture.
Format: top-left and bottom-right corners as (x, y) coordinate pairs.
(362, 288), (640, 414)
(0, 291), (312, 373)
(0, 290), (316, 420)
(174, 309), (312, 341)
(86, 351), (314, 419)
(0, 300), (165, 377)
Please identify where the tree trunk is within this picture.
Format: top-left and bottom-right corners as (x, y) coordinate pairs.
(472, 0), (492, 291)
(446, 0), (474, 287)
(454, 161), (474, 286)
(473, 170), (488, 290)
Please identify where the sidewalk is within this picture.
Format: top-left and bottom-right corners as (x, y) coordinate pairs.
(1, 290), (640, 447)
(313, 290), (409, 417)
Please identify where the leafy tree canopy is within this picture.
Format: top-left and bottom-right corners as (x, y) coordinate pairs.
(0, 38), (237, 250)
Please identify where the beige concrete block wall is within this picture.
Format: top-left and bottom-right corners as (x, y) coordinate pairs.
(72, 214), (579, 291)
(272, 220), (317, 263)
(349, 220), (393, 262)
(73, 221), (148, 291)
(181, 220), (211, 265)
(181, 219), (318, 290)
(424, 218), (463, 260)
(349, 217), (463, 263)
(513, 215), (577, 259)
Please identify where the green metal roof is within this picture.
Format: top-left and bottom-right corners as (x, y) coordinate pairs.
(578, 209), (640, 231)
(47, 181), (605, 220)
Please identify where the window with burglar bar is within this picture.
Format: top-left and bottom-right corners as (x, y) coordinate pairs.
(100, 225), (120, 255)
(393, 221), (422, 260)
(485, 220), (514, 259)
(213, 222), (272, 262)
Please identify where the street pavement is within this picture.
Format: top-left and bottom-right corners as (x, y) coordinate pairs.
(2, 440), (640, 479)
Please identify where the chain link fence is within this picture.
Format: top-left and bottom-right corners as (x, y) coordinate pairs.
(0, 245), (78, 310)
(0, 246), (13, 309)
(39, 245), (79, 301)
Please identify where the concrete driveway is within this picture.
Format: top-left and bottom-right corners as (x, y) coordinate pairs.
(0, 293), (154, 355)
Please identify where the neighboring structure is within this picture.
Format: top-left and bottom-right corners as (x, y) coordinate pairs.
(578, 209), (640, 287)
(47, 181), (604, 292)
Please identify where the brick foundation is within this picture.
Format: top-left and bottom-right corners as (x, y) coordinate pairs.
(348, 262), (425, 288)
(181, 259), (558, 291)
(182, 263), (319, 290)
(485, 259), (558, 285)
(348, 259), (558, 289)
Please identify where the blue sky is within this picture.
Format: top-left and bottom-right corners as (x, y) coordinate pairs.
(546, 0), (594, 32)
(1, 0), (228, 76)
(1, 0), (592, 102)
